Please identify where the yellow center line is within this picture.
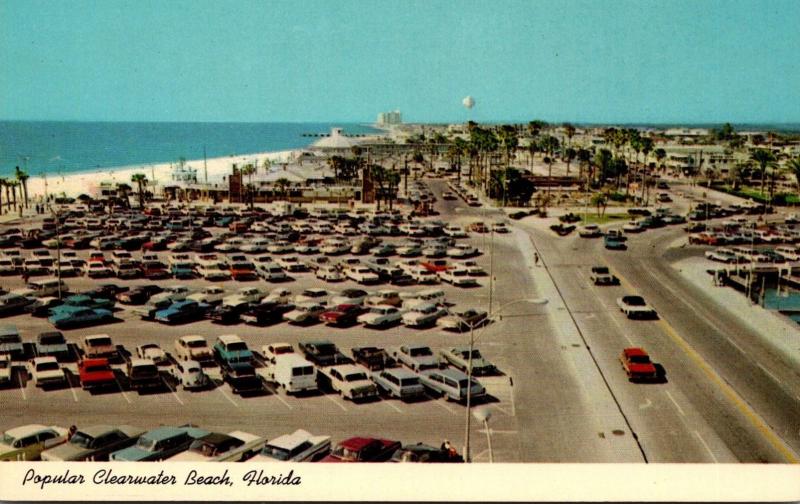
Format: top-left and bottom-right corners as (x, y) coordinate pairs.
(614, 268), (799, 463)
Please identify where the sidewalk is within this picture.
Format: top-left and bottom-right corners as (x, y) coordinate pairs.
(674, 256), (800, 368)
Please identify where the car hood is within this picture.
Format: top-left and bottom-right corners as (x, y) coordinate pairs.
(110, 446), (153, 461)
(41, 442), (90, 461)
(628, 363), (656, 374)
(35, 369), (64, 379)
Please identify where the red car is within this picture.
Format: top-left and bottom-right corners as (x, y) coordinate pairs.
(619, 348), (658, 382)
(78, 358), (117, 391)
(141, 261), (170, 279)
(321, 437), (401, 462)
(319, 304), (367, 326)
(229, 262), (257, 281)
(421, 260), (451, 273)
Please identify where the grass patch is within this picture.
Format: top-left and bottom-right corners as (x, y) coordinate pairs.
(579, 213), (630, 225)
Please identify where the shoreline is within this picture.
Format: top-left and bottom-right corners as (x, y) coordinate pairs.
(25, 149), (303, 199)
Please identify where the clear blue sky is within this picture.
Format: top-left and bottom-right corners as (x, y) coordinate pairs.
(1, 0), (798, 124)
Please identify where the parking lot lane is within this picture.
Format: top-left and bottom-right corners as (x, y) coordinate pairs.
(322, 392), (348, 412)
(215, 385), (239, 408)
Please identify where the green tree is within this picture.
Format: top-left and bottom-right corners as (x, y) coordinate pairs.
(577, 148), (592, 188)
(594, 149), (613, 187)
(563, 123), (576, 148)
(0, 178), (5, 214)
(497, 125), (519, 167)
(130, 173), (148, 209)
(750, 148), (777, 195)
(240, 164), (256, 208)
(274, 177), (291, 201)
(786, 157), (800, 192)
(14, 166), (29, 209)
(590, 192), (608, 217)
(564, 147), (576, 177)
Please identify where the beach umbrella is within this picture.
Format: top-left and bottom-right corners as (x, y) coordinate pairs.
(462, 96), (475, 109)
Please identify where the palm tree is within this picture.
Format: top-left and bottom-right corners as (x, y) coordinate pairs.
(543, 156), (554, 197)
(15, 166), (29, 209)
(563, 123), (576, 148)
(131, 173), (148, 209)
(577, 148), (592, 188)
(654, 148), (667, 173)
(786, 156), (800, 192)
(640, 138), (654, 204)
(240, 164), (256, 208)
(497, 125), (519, 167)
(274, 177), (291, 201)
(750, 148), (777, 195)
(590, 192), (608, 217)
(0, 178), (5, 214)
(564, 147), (576, 177)
(8, 180), (19, 211)
(594, 149), (613, 187)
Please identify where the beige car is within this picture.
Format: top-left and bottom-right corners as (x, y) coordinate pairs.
(0, 424), (69, 461)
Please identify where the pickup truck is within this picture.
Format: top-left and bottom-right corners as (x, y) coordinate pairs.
(321, 437), (401, 462)
(81, 334), (119, 361)
(221, 360), (263, 395)
(124, 357), (163, 392)
(213, 334), (253, 364)
(317, 364), (378, 401)
(351, 346), (395, 371)
(390, 344), (440, 372)
(78, 358), (117, 390)
(619, 347), (658, 382)
(298, 340), (353, 367)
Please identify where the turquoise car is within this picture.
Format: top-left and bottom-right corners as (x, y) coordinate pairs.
(48, 306), (113, 329)
(58, 294), (115, 311)
(110, 426), (208, 461)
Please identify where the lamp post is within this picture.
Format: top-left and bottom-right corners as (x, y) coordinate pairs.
(472, 407), (494, 462)
(47, 204), (63, 300)
(462, 296), (548, 462)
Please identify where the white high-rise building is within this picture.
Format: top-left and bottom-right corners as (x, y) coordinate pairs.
(377, 109), (402, 125)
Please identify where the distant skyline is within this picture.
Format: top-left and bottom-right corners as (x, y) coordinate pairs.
(2, 0), (798, 124)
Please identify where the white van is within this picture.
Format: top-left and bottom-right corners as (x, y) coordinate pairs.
(15, 278), (69, 298)
(269, 354), (317, 394)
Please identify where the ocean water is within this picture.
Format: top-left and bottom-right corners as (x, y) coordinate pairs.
(0, 121), (379, 177)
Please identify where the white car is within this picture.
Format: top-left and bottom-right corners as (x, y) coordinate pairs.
(262, 287), (292, 304)
(357, 305), (403, 327)
(257, 262), (288, 281)
(443, 225), (468, 238)
(316, 266), (344, 282)
(775, 246), (800, 261)
(438, 267), (479, 286)
(318, 364), (378, 401)
(169, 359), (209, 390)
(84, 261), (113, 278)
(616, 295), (657, 319)
(295, 243), (319, 255)
(346, 266), (380, 284)
(26, 357), (67, 388)
(150, 285), (191, 304)
(276, 256), (306, 272)
(622, 221), (644, 233)
(410, 267), (439, 284)
(331, 289), (369, 306)
(267, 241), (293, 254)
(215, 238), (244, 252)
(397, 243), (422, 257)
(578, 224), (602, 238)
(462, 260), (486, 276)
(261, 342), (295, 364)
(187, 286), (227, 305)
(223, 287), (265, 306)
(283, 302), (326, 324)
(446, 244), (479, 258)
(321, 240), (349, 255)
(0, 424), (69, 461)
(704, 248), (738, 263)
(402, 302), (447, 328)
(240, 239), (271, 253)
(136, 343), (169, 365)
(197, 264), (231, 281)
(248, 429), (331, 462)
(194, 253), (223, 268)
(293, 288), (329, 305)
(174, 335), (213, 363)
(422, 244), (448, 258)
(390, 344), (440, 373)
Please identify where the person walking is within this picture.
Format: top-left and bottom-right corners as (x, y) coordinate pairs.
(534, 252), (540, 266)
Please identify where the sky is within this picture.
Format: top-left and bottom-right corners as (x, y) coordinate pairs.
(1, 0), (798, 124)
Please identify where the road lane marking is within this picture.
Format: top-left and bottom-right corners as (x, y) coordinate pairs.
(694, 430), (718, 463)
(478, 429), (517, 434)
(217, 386), (239, 408)
(725, 336), (745, 354)
(165, 379), (184, 405)
(69, 385), (79, 403)
(665, 390), (685, 416)
(112, 379), (131, 404)
(490, 403), (513, 416)
(18, 379), (27, 400)
(263, 383), (293, 410)
(427, 395), (458, 415)
(757, 363), (782, 385)
(638, 398), (653, 410)
(324, 393), (348, 412)
(616, 268), (799, 463)
(383, 400), (403, 414)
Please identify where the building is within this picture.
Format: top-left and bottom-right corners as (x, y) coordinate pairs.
(377, 110), (402, 126)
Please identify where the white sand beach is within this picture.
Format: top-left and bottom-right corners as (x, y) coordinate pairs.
(24, 149), (301, 200)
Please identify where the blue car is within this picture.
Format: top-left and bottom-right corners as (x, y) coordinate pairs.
(58, 294), (115, 311)
(48, 306), (113, 329)
(110, 426), (209, 461)
(604, 236), (627, 250)
(154, 300), (208, 324)
(170, 263), (196, 279)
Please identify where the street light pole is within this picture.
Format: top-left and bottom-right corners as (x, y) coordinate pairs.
(48, 204), (62, 300)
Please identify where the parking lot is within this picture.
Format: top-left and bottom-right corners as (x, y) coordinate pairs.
(0, 181), (527, 461)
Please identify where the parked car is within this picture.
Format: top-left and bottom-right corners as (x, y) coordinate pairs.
(0, 424), (69, 461)
(78, 358), (116, 391)
(248, 429), (330, 462)
(391, 344), (440, 372)
(169, 359), (209, 390)
(436, 308), (488, 331)
(0, 293), (35, 317)
(213, 334), (253, 364)
(26, 356), (67, 388)
(317, 364), (379, 401)
(109, 425), (209, 461)
(124, 357), (163, 392)
(116, 284), (163, 305)
(49, 306), (113, 329)
(439, 346), (497, 375)
(330, 288), (369, 306)
(298, 340), (352, 367)
(221, 360), (263, 395)
(357, 305), (403, 327)
(167, 430), (264, 461)
(174, 335), (213, 363)
(240, 302), (294, 326)
(371, 367), (425, 401)
(25, 296), (65, 318)
(154, 300), (209, 324)
(319, 304), (367, 327)
(41, 425), (145, 461)
(419, 367), (486, 402)
(321, 437), (401, 462)
(135, 343), (168, 365)
(390, 442), (464, 463)
(187, 286), (227, 305)
(283, 302), (326, 324)
(34, 331), (70, 359)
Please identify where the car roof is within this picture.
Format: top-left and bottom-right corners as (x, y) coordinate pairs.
(180, 335), (206, 342)
(380, 367), (417, 379)
(338, 437), (393, 450)
(144, 426), (207, 441)
(267, 429), (315, 450)
(430, 367), (469, 380)
(5, 424), (51, 438)
(330, 364), (366, 375)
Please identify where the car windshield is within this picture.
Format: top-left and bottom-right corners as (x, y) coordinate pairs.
(625, 297), (646, 306)
(136, 437), (157, 451)
(331, 446), (358, 461)
(261, 444), (291, 461)
(89, 337), (112, 346)
(315, 344), (335, 354)
(401, 377), (420, 386)
(0, 335), (21, 344)
(37, 361), (60, 372)
(226, 342), (248, 351)
(187, 340), (206, 348)
(346, 372), (368, 382)
(460, 350), (482, 359)
(131, 365), (158, 377)
(410, 347), (432, 357)
(629, 355), (652, 364)
(1, 432), (17, 445)
(70, 431), (94, 448)
(85, 365), (110, 373)
(594, 267), (609, 274)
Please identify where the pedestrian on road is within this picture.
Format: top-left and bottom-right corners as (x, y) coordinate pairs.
(534, 252), (540, 266)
